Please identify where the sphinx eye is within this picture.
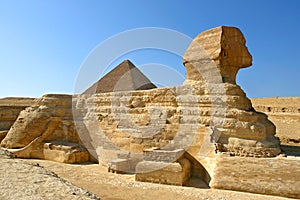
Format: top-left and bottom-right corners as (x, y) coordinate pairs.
(223, 51), (227, 57)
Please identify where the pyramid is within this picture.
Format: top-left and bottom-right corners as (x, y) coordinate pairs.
(83, 60), (157, 94)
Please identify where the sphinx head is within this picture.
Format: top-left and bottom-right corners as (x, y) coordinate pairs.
(183, 26), (252, 84)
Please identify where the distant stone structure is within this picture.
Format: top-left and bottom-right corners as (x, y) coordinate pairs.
(84, 59), (156, 94)
(251, 97), (300, 145)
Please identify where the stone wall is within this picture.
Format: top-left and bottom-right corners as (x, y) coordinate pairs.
(251, 97), (300, 144)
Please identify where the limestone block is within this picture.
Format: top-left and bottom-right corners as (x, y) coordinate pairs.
(143, 149), (185, 162)
(135, 158), (191, 186)
(9, 139), (90, 164)
(42, 142), (90, 164)
(210, 154), (300, 199)
(108, 159), (131, 173)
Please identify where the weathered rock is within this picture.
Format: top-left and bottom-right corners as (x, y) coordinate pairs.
(0, 131), (8, 143)
(183, 26), (252, 84)
(0, 97), (35, 133)
(210, 154), (300, 199)
(108, 158), (131, 174)
(135, 148), (194, 185)
(1, 94), (78, 148)
(71, 26), (286, 197)
(135, 158), (191, 186)
(1, 94), (90, 163)
(73, 26), (280, 171)
(183, 26), (281, 157)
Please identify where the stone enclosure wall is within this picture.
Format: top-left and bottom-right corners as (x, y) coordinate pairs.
(252, 97), (300, 144)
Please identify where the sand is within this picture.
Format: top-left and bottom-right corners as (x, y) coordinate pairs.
(0, 149), (99, 200)
(0, 149), (290, 200)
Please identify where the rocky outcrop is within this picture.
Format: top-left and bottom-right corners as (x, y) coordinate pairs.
(0, 97), (35, 142)
(1, 94), (90, 164)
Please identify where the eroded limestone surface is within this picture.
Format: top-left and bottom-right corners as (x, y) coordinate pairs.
(182, 26), (280, 157)
(210, 154), (300, 199)
(0, 97), (35, 142)
(1, 94), (90, 163)
(73, 26), (281, 171)
(72, 26), (283, 192)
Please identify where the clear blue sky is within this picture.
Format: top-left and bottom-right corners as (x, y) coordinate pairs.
(0, 0), (299, 98)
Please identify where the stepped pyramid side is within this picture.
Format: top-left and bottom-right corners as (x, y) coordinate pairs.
(84, 60), (156, 94)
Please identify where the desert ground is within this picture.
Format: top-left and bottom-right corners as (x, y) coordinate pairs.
(0, 149), (99, 200)
(0, 148), (294, 200)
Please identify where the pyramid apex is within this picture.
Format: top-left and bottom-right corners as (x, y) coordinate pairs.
(122, 59), (135, 68)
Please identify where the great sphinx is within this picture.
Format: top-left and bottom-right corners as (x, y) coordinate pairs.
(71, 26), (281, 184)
(1, 25), (282, 189)
(1, 26), (281, 163)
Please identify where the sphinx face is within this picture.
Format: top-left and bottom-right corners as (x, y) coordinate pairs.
(183, 26), (253, 84)
(220, 28), (252, 68)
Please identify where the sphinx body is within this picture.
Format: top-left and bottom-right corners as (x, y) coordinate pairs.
(1, 26), (280, 167)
